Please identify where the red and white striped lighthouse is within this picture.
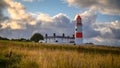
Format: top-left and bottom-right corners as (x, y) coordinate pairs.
(75, 15), (83, 44)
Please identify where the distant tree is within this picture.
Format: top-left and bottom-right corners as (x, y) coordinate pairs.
(11, 38), (30, 42)
(0, 36), (9, 40)
(30, 33), (44, 42)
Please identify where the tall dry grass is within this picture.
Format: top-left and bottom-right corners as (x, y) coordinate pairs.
(0, 40), (120, 68)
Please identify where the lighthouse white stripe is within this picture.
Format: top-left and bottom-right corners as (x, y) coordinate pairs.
(75, 26), (82, 32)
(75, 38), (83, 45)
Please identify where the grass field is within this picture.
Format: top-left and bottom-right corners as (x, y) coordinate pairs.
(0, 40), (120, 68)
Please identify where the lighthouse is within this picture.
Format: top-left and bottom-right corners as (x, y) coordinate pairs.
(75, 15), (83, 44)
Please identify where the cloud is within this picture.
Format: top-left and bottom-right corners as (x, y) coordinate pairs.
(5, 0), (33, 20)
(1, 20), (26, 30)
(0, 12), (74, 39)
(92, 36), (120, 46)
(80, 9), (99, 38)
(93, 21), (120, 39)
(37, 13), (53, 22)
(0, 0), (8, 31)
(0, 0), (8, 21)
(36, 13), (74, 36)
(63, 0), (120, 15)
(79, 9), (120, 46)
(0, 0), (37, 30)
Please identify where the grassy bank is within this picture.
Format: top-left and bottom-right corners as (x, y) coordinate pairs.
(0, 40), (120, 68)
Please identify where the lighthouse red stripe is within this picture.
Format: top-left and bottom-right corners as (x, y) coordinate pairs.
(75, 32), (83, 38)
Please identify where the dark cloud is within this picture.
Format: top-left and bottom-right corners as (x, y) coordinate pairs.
(37, 13), (74, 36)
(78, 9), (120, 46)
(0, 0), (6, 20)
(92, 21), (120, 40)
(112, 28), (120, 40)
(0, 12), (74, 39)
(64, 0), (120, 15)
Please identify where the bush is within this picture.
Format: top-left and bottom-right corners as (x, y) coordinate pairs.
(0, 56), (9, 68)
(0, 53), (22, 68)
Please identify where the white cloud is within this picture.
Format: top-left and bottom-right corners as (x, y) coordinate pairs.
(5, 0), (31, 20)
(0, 0), (37, 30)
(1, 20), (25, 30)
(37, 13), (53, 22)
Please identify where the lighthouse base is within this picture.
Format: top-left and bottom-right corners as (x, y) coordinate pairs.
(75, 38), (83, 45)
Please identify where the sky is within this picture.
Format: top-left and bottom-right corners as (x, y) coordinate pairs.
(0, 0), (120, 46)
